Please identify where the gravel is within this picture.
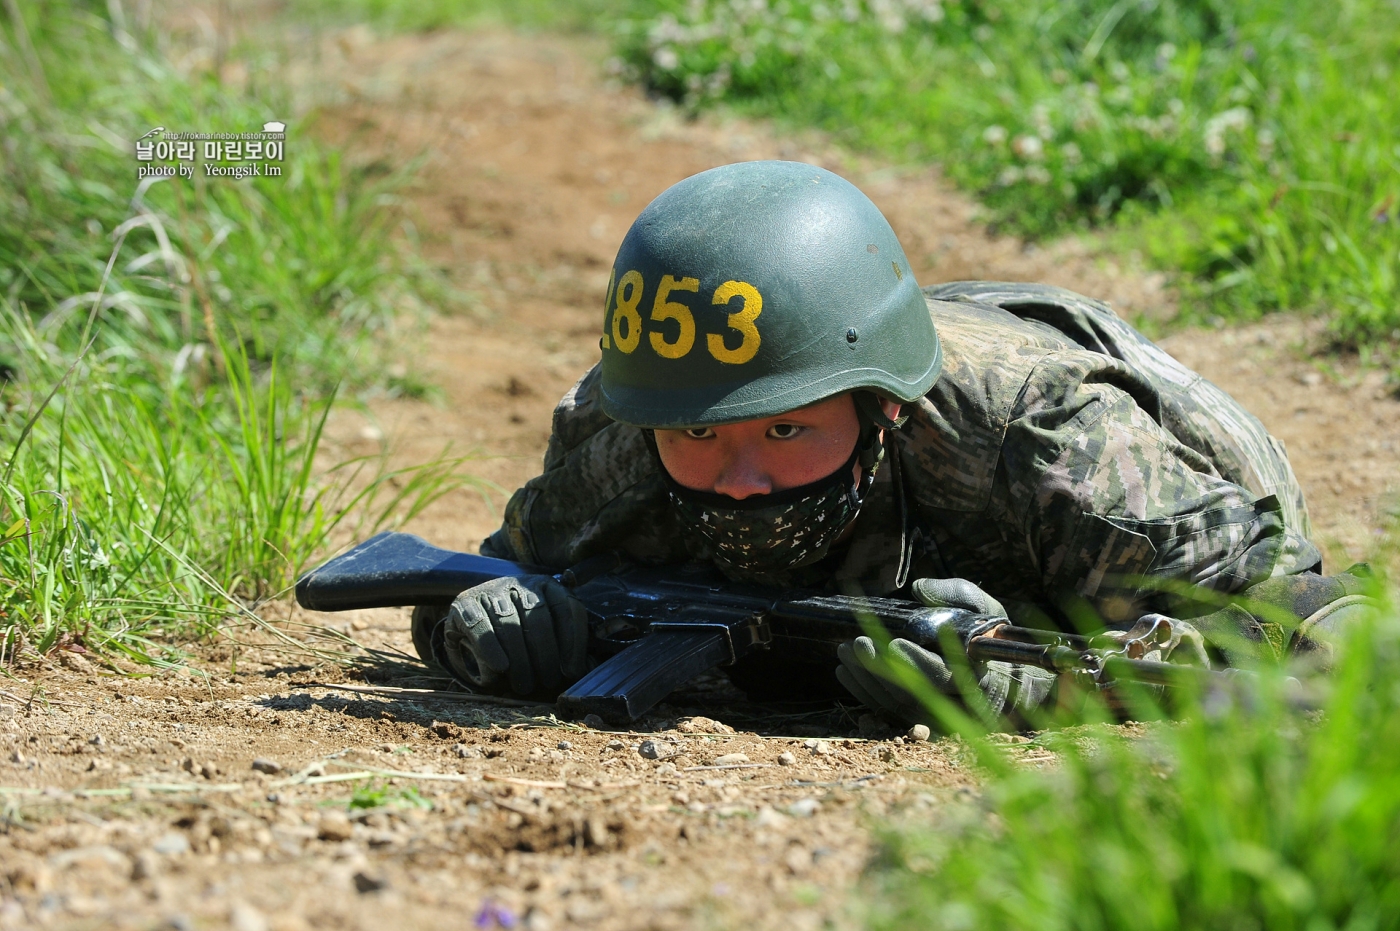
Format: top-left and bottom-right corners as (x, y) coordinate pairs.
(318, 812), (354, 842)
(637, 739), (677, 760)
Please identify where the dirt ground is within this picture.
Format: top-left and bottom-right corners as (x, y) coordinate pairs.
(3, 21), (1399, 931)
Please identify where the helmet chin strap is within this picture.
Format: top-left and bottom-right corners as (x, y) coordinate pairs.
(852, 390), (906, 472)
(852, 390), (908, 431)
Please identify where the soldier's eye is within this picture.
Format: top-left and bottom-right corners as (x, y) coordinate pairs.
(767, 423), (801, 439)
(684, 427), (715, 439)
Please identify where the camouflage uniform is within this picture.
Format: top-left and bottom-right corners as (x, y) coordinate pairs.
(482, 282), (1319, 630)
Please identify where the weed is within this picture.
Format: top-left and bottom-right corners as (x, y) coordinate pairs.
(865, 584), (1400, 930)
(347, 781), (433, 811)
(0, 2), (471, 659)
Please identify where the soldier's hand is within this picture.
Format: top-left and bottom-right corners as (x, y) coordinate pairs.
(835, 577), (1056, 726)
(836, 636), (955, 724)
(439, 576), (589, 697)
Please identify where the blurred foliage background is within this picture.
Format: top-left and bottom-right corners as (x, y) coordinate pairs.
(296, 0), (1400, 362)
(612, 0), (1400, 356)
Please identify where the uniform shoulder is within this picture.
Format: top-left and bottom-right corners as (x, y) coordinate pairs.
(542, 364), (615, 471)
(899, 289), (1129, 512)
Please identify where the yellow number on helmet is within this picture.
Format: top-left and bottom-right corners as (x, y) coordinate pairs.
(600, 268), (617, 349)
(707, 280), (762, 365)
(612, 270), (644, 354)
(649, 275), (698, 359)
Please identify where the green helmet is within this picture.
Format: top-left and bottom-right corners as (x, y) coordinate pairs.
(598, 160), (941, 428)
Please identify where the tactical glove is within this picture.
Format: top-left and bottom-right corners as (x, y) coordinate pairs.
(429, 576), (589, 697)
(835, 577), (1057, 726)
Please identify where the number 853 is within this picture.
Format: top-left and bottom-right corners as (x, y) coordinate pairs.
(602, 270), (762, 366)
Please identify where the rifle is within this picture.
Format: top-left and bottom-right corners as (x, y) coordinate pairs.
(294, 531), (1208, 723)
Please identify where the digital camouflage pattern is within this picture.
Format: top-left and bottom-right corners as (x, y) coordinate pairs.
(482, 283), (1320, 627)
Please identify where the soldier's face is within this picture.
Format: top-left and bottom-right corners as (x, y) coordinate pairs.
(654, 393), (899, 500)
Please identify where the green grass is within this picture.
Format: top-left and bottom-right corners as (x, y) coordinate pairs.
(864, 585), (1400, 930)
(0, 2), (467, 664)
(284, 0), (620, 33)
(610, 0), (1399, 356)
(345, 781), (433, 811)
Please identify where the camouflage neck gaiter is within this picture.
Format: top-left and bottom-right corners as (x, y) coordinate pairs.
(663, 439), (884, 584)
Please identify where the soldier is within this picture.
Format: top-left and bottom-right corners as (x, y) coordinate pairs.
(414, 160), (1373, 723)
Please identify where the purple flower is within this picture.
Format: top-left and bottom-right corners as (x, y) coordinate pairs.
(474, 900), (517, 929)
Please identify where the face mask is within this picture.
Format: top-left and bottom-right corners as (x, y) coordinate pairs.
(664, 438), (883, 584)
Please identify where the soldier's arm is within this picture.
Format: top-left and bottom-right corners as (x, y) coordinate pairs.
(1003, 355), (1321, 623)
(479, 365), (690, 569)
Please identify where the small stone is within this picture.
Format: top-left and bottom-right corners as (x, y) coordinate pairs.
(675, 716), (735, 735)
(777, 751), (797, 766)
(787, 797), (820, 818)
(712, 753), (748, 766)
(60, 650), (93, 671)
(453, 743), (480, 759)
(88, 733), (107, 749)
(8, 750), (24, 765)
(581, 714), (606, 729)
(606, 739), (627, 751)
(6, 862), (51, 893)
(199, 762), (221, 780)
(806, 740), (833, 756)
(229, 901), (269, 931)
(352, 871), (388, 893)
(655, 762), (678, 776)
(180, 756), (196, 773)
(784, 845), (814, 875)
(755, 806), (788, 828)
(152, 832), (190, 856)
(131, 850), (160, 881)
(556, 740), (573, 751)
(585, 817), (610, 847)
(318, 811), (354, 842)
(251, 758), (281, 775)
(432, 722), (464, 740)
(637, 739), (676, 760)
(378, 743), (396, 753)
(907, 724), (932, 742)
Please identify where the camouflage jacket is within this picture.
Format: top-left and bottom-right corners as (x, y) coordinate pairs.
(482, 282), (1320, 627)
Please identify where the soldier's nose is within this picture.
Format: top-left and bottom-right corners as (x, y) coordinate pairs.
(710, 458), (773, 500)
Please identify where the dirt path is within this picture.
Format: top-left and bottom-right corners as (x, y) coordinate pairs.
(3, 23), (1398, 931)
